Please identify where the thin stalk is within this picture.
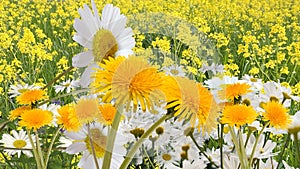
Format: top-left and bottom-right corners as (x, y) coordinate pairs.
(27, 129), (42, 169)
(294, 133), (300, 168)
(249, 122), (268, 165)
(190, 134), (219, 168)
(42, 66), (74, 90)
(220, 124), (224, 169)
(119, 114), (172, 169)
(238, 129), (250, 169)
(276, 134), (290, 169)
(87, 123), (100, 169)
(229, 126), (246, 168)
(38, 88), (89, 106)
(102, 106), (123, 169)
(44, 127), (61, 168)
(35, 132), (45, 168)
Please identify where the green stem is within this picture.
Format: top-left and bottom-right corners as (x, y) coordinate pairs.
(27, 129), (42, 169)
(119, 114), (172, 169)
(238, 129), (250, 169)
(101, 106), (123, 169)
(35, 132), (45, 168)
(38, 88), (89, 106)
(0, 120), (10, 131)
(294, 133), (300, 168)
(87, 123), (100, 169)
(220, 124), (224, 169)
(276, 134), (290, 169)
(253, 56), (271, 81)
(249, 122), (268, 165)
(190, 134), (219, 168)
(44, 127), (61, 168)
(42, 66), (74, 90)
(229, 126), (246, 168)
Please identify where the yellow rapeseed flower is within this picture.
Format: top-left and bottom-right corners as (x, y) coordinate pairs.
(222, 104), (257, 127)
(262, 101), (292, 129)
(19, 108), (53, 131)
(16, 89), (46, 105)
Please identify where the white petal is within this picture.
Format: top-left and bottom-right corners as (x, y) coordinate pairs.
(64, 130), (86, 140)
(78, 4), (98, 36)
(73, 34), (93, 49)
(115, 49), (134, 57)
(110, 16), (126, 38)
(72, 51), (94, 68)
(66, 142), (86, 154)
(79, 63), (99, 88)
(91, 0), (101, 26)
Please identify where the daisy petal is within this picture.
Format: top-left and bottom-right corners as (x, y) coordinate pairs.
(66, 142), (86, 154)
(80, 63), (99, 88)
(72, 51), (94, 68)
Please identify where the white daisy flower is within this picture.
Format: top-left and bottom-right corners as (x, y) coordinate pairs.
(258, 158), (278, 169)
(0, 129), (34, 158)
(64, 122), (126, 169)
(72, 1), (135, 87)
(223, 154), (239, 169)
(163, 65), (186, 77)
(54, 79), (79, 93)
(182, 158), (207, 169)
(8, 84), (40, 98)
(245, 134), (277, 159)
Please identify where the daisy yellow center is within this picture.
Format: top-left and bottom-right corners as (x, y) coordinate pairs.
(18, 89), (29, 93)
(93, 29), (118, 62)
(13, 140), (26, 148)
(85, 128), (106, 158)
(170, 69), (179, 75)
(162, 153), (172, 161)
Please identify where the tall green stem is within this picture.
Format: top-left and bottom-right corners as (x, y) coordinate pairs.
(119, 114), (172, 169)
(229, 126), (248, 169)
(35, 132), (45, 168)
(249, 122), (268, 165)
(42, 66), (74, 90)
(102, 106), (123, 169)
(26, 129), (42, 169)
(44, 127), (61, 168)
(294, 133), (300, 168)
(87, 123), (100, 169)
(238, 129), (250, 169)
(189, 134), (219, 168)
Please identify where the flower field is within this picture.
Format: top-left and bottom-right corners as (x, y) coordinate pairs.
(0, 0), (300, 168)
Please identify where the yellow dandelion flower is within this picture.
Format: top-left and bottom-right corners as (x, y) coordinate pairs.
(98, 104), (117, 126)
(16, 89), (47, 105)
(92, 56), (164, 112)
(19, 109), (53, 130)
(9, 106), (31, 121)
(262, 101), (291, 129)
(221, 104), (257, 127)
(218, 83), (251, 101)
(75, 97), (100, 124)
(57, 104), (81, 131)
(162, 76), (218, 132)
